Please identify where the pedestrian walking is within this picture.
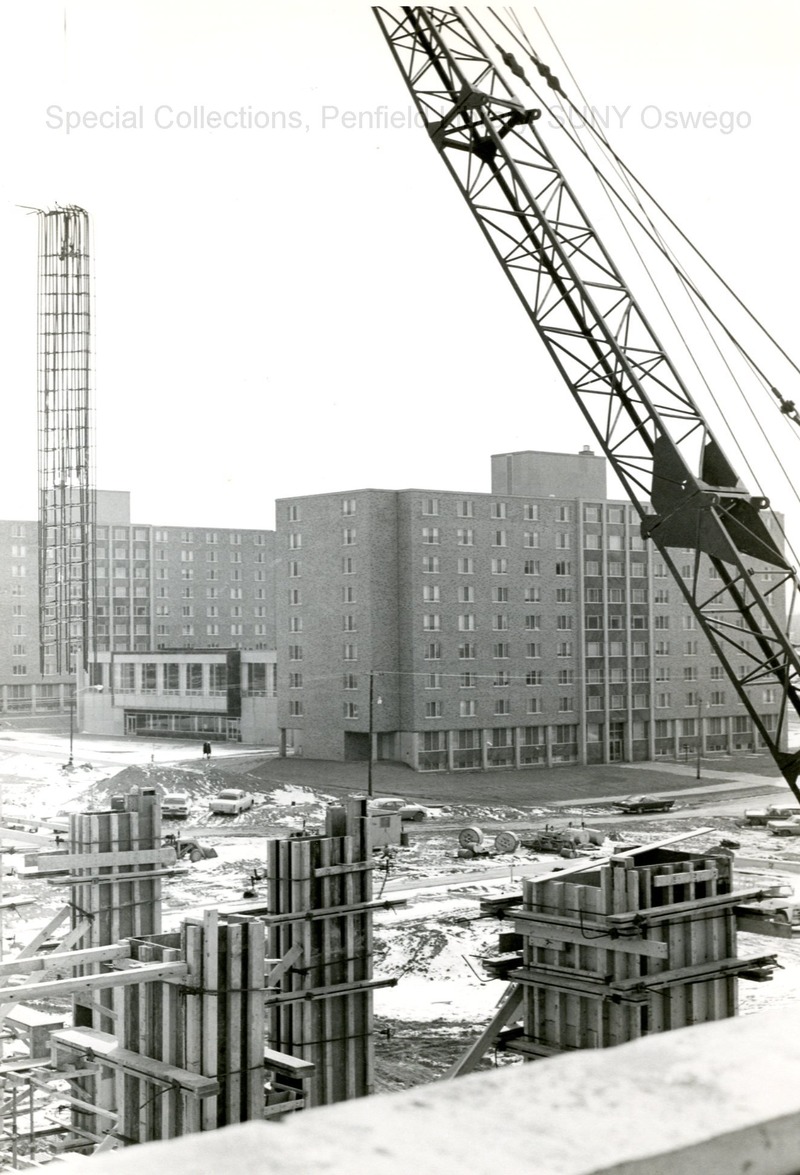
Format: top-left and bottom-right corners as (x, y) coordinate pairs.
(202, 741), (212, 761)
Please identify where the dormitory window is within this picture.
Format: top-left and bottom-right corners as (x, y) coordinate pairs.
(458, 614), (475, 631)
(422, 528), (440, 544)
(493, 615), (508, 631)
(494, 699), (510, 715)
(526, 670), (542, 685)
(289, 701), (303, 718)
(493, 643), (510, 659)
(342, 557), (354, 574)
(290, 589), (301, 605)
(425, 702), (442, 718)
(460, 700), (476, 717)
(557, 642), (573, 657)
(491, 502), (507, 519)
(525, 587), (540, 602)
(556, 533), (570, 549)
(494, 671), (510, 687)
(458, 643), (476, 660)
(524, 504), (539, 521)
(460, 673), (477, 688)
(289, 561), (300, 578)
(230, 534), (241, 545)
(422, 498), (439, 516)
(342, 586), (355, 603)
(290, 617), (303, 633)
(344, 702), (358, 719)
(423, 556), (440, 574)
(423, 585), (440, 603)
(525, 615), (540, 630)
(558, 505), (571, 522)
(289, 645), (303, 660)
(493, 587), (508, 603)
(207, 531), (219, 543)
(343, 674), (357, 690)
(343, 529), (356, 545)
(458, 558), (473, 574)
(343, 643), (357, 660)
(526, 643), (541, 658)
(524, 532), (539, 548)
(288, 533), (302, 550)
(425, 642), (442, 660)
(425, 674), (442, 689)
(287, 505), (300, 522)
(342, 498), (356, 516)
(423, 614), (440, 631)
(555, 562), (571, 576)
(458, 500), (474, 518)
(493, 530), (507, 547)
(457, 529), (474, 546)
(491, 559), (508, 575)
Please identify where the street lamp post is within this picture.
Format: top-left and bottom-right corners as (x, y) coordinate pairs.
(696, 694), (703, 780)
(367, 671), (382, 798)
(66, 682), (103, 770)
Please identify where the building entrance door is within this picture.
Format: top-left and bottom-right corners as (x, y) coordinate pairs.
(609, 722), (624, 762)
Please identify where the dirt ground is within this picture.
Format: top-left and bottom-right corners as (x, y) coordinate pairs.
(1, 744), (799, 1106)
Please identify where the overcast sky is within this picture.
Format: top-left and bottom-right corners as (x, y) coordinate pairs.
(1, 1), (799, 536)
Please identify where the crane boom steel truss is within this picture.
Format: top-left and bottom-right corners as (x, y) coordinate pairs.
(36, 206), (96, 676)
(374, 6), (800, 793)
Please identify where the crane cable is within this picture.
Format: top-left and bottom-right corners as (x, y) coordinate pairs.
(479, 6), (800, 430)
(497, 5), (800, 566)
(493, 4), (800, 563)
(458, 4), (800, 565)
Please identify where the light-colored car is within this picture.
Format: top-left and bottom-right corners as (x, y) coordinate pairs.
(768, 816), (800, 837)
(744, 804), (800, 827)
(368, 797), (427, 822)
(209, 789), (254, 816)
(738, 883), (800, 925)
(162, 790), (190, 819)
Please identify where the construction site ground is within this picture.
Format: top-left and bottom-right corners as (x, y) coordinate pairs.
(0, 728), (799, 1095)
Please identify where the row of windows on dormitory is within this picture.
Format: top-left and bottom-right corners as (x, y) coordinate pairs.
(288, 666), (747, 689)
(285, 530), (649, 551)
(284, 500), (644, 524)
(287, 695), (763, 721)
(285, 640), (756, 662)
(95, 529), (268, 545)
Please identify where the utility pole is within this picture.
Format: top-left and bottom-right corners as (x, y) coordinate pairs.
(367, 671), (374, 798)
(367, 671), (383, 798)
(696, 694), (703, 780)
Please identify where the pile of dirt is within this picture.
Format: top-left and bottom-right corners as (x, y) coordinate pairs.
(80, 763), (226, 806)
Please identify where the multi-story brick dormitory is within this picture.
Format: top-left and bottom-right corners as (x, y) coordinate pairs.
(0, 490), (276, 719)
(275, 449), (785, 772)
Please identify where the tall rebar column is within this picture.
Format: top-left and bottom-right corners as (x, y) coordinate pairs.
(36, 206), (96, 675)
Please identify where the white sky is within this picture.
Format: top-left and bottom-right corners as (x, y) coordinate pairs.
(1, 2), (799, 534)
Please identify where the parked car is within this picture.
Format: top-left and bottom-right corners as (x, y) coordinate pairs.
(209, 789), (254, 816)
(738, 883), (800, 925)
(161, 790), (190, 819)
(367, 797), (428, 822)
(743, 804), (800, 827)
(612, 795), (675, 814)
(768, 816), (800, 837)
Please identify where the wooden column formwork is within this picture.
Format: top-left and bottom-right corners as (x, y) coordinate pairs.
(501, 847), (776, 1060)
(263, 799), (376, 1108)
